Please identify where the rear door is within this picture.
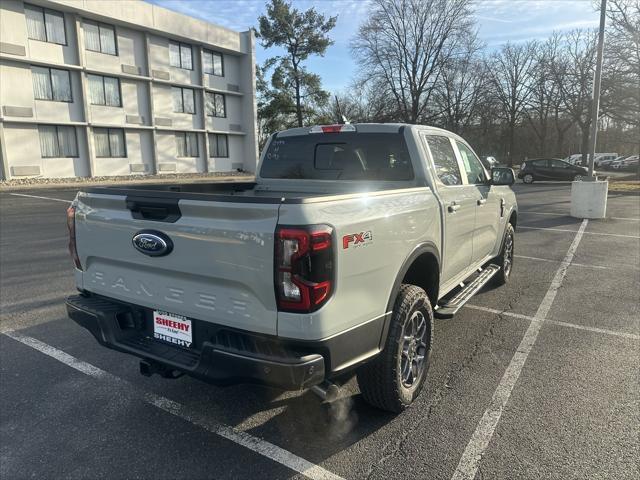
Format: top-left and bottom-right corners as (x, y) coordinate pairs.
(550, 159), (575, 180)
(423, 134), (475, 284)
(454, 140), (501, 266)
(74, 192), (280, 335)
(531, 159), (552, 179)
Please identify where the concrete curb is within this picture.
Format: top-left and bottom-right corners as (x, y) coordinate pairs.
(607, 190), (640, 196)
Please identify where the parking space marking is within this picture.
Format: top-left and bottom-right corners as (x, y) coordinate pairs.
(520, 210), (640, 222)
(519, 225), (640, 239)
(3, 331), (344, 480)
(464, 304), (639, 341)
(451, 219), (589, 480)
(8, 193), (71, 203)
(514, 254), (609, 270)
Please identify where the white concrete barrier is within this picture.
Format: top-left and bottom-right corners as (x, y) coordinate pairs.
(570, 180), (608, 219)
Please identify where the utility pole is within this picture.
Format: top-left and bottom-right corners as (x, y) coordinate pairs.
(587, 0), (607, 179)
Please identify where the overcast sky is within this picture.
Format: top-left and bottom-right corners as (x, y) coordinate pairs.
(147, 0), (600, 93)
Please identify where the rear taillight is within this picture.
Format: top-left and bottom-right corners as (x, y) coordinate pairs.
(66, 205), (82, 270)
(275, 225), (334, 312)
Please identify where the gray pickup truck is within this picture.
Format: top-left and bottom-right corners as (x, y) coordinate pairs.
(65, 123), (517, 412)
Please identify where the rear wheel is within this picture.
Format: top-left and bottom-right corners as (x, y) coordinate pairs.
(357, 284), (433, 413)
(492, 223), (515, 286)
(522, 173), (534, 184)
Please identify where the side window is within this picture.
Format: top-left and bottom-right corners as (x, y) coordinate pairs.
(456, 141), (487, 184)
(425, 135), (462, 186)
(531, 159), (547, 167)
(551, 160), (569, 168)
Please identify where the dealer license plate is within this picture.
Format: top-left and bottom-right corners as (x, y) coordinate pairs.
(153, 310), (193, 348)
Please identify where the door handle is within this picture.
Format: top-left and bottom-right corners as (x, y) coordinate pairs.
(448, 202), (460, 213)
(477, 198), (487, 206)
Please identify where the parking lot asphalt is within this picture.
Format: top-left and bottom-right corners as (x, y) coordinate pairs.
(1, 183), (639, 480)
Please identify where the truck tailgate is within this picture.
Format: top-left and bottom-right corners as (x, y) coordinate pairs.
(74, 192), (279, 335)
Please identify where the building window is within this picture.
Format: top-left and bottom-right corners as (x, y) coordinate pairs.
(169, 42), (193, 70)
(87, 74), (121, 107)
(172, 87), (196, 114)
(24, 3), (66, 45)
(31, 66), (72, 102)
(84, 20), (117, 55)
(206, 92), (226, 117)
(176, 132), (198, 157)
(94, 128), (126, 158)
(203, 50), (224, 76)
(38, 125), (78, 158)
(209, 133), (228, 158)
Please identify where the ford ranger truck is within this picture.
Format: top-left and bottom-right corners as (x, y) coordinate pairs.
(65, 123), (517, 413)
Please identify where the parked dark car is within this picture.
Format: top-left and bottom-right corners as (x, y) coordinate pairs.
(518, 158), (588, 183)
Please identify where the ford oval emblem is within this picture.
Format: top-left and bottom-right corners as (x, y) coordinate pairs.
(132, 230), (173, 257)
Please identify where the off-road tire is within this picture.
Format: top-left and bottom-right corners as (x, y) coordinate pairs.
(493, 223), (515, 286)
(357, 284), (434, 413)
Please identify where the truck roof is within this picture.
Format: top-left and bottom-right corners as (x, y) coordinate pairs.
(275, 123), (462, 139)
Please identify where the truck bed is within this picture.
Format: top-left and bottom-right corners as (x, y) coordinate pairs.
(85, 181), (414, 204)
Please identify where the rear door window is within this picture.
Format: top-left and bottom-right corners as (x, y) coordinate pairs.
(260, 132), (413, 181)
(425, 135), (462, 186)
(550, 160), (570, 169)
(530, 160), (548, 168)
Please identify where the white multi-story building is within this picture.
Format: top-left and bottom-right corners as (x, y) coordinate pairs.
(0, 0), (258, 180)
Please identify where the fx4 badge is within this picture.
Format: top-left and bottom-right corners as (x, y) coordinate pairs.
(343, 231), (373, 249)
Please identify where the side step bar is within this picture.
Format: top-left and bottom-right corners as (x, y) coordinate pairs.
(434, 264), (501, 319)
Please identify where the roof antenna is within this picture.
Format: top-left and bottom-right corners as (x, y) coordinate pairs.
(335, 95), (350, 124)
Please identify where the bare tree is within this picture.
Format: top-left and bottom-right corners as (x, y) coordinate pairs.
(523, 37), (560, 156)
(550, 29), (598, 165)
(602, 0), (640, 154)
(433, 32), (486, 134)
(488, 41), (538, 165)
(351, 0), (474, 124)
(320, 84), (397, 124)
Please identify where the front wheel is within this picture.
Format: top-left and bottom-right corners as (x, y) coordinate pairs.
(357, 285), (433, 413)
(492, 223), (515, 286)
(573, 174), (583, 181)
(522, 173), (534, 184)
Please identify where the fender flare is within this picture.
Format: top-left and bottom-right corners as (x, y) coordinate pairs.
(378, 241), (440, 350)
(497, 207), (518, 253)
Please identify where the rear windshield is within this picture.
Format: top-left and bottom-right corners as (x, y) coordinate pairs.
(260, 132), (414, 181)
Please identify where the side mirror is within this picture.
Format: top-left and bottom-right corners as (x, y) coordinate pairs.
(491, 167), (515, 186)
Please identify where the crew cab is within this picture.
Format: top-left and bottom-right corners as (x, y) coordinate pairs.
(65, 123), (517, 412)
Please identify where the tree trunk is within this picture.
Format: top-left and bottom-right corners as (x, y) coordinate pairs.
(579, 122), (590, 166)
(293, 70), (303, 127)
(508, 119), (516, 167)
(556, 128), (565, 157)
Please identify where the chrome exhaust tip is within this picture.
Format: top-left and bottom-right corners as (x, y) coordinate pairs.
(311, 381), (340, 402)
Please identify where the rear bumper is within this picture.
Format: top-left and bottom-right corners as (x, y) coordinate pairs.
(66, 294), (325, 390)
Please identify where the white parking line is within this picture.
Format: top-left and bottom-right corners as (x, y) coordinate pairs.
(519, 225), (640, 239)
(464, 304), (639, 341)
(9, 193), (71, 203)
(451, 219), (589, 480)
(520, 210), (640, 222)
(3, 331), (344, 480)
(514, 254), (609, 270)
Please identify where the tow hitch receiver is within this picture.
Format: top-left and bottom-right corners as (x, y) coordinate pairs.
(139, 359), (184, 379)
